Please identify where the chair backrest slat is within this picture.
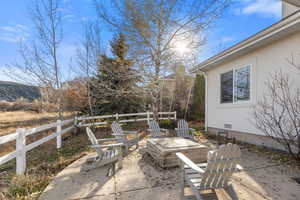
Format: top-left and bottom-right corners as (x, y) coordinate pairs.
(148, 120), (161, 137)
(199, 143), (241, 189)
(177, 119), (189, 137)
(111, 121), (124, 135)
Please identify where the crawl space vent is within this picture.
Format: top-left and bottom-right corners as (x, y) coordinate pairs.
(224, 124), (232, 129)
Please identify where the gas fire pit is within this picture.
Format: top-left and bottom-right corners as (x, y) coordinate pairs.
(146, 137), (209, 168)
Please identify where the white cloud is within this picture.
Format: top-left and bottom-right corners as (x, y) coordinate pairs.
(63, 14), (76, 22)
(220, 36), (234, 43)
(236, 0), (281, 18)
(0, 24), (30, 43)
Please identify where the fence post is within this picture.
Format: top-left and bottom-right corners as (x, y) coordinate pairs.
(116, 113), (119, 121)
(74, 116), (78, 127)
(56, 120), (62, 149)
(74, 116), (78, 134)
(16, 128), (26, 175)
(147, 111), (150, 124)
(174, 111), (177, 121)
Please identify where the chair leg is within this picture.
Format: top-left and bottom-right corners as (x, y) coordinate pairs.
(180, 186), (184, 200)
(125, 145), (129, 154)
(195, 192), (203, 200)
(118, 158), (123, 169)
(82, 159), (103, 172)
(179, 162), (185, 200)
(118, 147), (123, 169)
(189, 185), (203, 200)
(112, 163), (116, 175)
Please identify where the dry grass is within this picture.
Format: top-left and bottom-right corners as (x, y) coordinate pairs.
(0, 111), (74, 136)
(0, 128), (91, 200)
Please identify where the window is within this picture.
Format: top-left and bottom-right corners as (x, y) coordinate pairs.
(220, 66), (250, 104)
(234, 66), (250, 101)
(220, 71), (233, 103)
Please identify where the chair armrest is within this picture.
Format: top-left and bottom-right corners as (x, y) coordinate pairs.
(236, 164), (243, 171)
(176, 152), (205, 174)
(123, 130), (138, 135)
(97, 138), (118, 142)
(112, 134), (126, 136)
(160, 128), (168, 133)
(92, 143), (124, 148)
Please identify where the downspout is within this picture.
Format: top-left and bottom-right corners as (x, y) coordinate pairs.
(204, 72), (208, 132)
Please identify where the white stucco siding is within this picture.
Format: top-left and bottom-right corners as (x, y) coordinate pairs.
(206, 31), (300, 136)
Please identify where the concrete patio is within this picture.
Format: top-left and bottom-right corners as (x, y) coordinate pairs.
(39, 139), (300, 200)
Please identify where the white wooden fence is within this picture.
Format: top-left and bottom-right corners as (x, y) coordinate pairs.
(77, 111), (177, 127)
(0, 119), (75, 175)
(0, 111), (176, 175)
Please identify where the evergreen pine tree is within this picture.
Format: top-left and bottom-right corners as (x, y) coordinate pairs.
(190, 74), (205, 120)
(91, 33), (142, 114)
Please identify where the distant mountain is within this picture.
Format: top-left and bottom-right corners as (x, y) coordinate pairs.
(0, 81), (41, 102)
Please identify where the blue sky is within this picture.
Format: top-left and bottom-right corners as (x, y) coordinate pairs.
(0, 0), (282, 82)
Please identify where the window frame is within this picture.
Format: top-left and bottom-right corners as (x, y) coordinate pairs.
(219, 65), (252, 104)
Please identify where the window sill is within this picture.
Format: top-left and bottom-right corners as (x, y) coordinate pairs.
(216, 101), (253, 109)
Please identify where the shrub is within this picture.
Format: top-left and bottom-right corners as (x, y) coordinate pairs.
(6, 174), (49, 199)
(190, 74), (205, 121)
(7, 98), (30, 111)
(0, 99), (58, 113)
(0, 101), (12, 111)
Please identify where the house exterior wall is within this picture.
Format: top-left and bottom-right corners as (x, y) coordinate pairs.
(205, 31), (300, 138)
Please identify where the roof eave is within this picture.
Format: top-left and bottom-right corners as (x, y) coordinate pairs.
(283, 0), (300, 7)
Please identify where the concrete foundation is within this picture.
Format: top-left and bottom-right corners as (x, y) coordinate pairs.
(207, 127), (293, 152)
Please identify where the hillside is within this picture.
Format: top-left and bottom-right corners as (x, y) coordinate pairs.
(0, 81), (41, 102)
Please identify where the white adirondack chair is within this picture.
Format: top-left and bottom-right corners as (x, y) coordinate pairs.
(175, 119), (195, 140)
(111, 121), (139, 153)
(82, 127), (124, 173)
(176, 143), (243, 200)
(148, 120), (169, 138)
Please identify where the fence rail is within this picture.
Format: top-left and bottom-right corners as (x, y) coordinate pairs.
(0, 119), (75, 175)
(77, 111), (177, 127)
(0, 111), (176, 175)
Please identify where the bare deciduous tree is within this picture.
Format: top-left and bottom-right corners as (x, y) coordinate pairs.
(76, 22), (102, 115)
(253, 58), (300, 159)
(5, 0), (64, 118)
(94, 0), (230, 117)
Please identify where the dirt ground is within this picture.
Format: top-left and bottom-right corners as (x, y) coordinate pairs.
(39, 138), (300, 200)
